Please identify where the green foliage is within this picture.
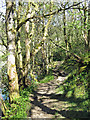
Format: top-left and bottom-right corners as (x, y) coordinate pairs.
(39, 74), (54, 83)
(2, 85), (36, 119)
(1, 52), (10, 61)
(53, 48), (66, 61)
(1, 64), (8, 88)
(56, 86), (64, 94)
(6, 97), (29, 118)
(56, 58), (90, 114)
(1, 1), (90, 119)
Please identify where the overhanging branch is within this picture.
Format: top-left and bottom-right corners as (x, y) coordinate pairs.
(16, 2), (83, 31)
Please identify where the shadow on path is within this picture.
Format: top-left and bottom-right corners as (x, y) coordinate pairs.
(29, 90), (90, 119)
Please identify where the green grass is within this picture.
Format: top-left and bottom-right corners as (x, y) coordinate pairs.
(56, 57), (90, 117)
(39, 74), (54, 83)
(2, 82), (36, 119)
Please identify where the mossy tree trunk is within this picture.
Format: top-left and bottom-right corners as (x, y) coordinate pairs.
(83, 0), (88, 50)
(6, 1), (19, 102)
(24, 13), (31, 87)
(24, 2), (37, 85)
(63, 5), (69, 55)
(88, 1), (90, 51)
(32, 32), (35, 71)
(42, 4), (46, 72)
(16, 1), (24, 88)
(87, 1), (90, 110)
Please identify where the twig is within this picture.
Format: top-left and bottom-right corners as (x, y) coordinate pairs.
(17, 2), (83, 31)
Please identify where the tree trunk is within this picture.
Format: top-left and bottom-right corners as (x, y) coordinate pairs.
(87, 1), (90, 114)
(83, 0), (88, 50)
(32, 38), (35, 71)
(63, 7), (69, 54)
(24, 3), (37, 85)
(6, 1), (19, 103)
(24, 14), (31, 87)
(42, 4), (46, 72)
(88, 1), (90, 51)
(46, 40), (49, 74)
(17, 1), (24, 87)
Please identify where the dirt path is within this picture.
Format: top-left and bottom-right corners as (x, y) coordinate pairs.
(29, 76), (69, 118)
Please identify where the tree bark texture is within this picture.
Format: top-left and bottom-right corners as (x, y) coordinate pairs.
(6, 1), (19, 102)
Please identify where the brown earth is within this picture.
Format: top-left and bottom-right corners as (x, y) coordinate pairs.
(28, 73), (89, 119)
(29, 76), (70, 119)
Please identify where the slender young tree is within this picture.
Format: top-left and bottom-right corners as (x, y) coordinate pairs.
(42, 3), (46, 72)
(24, 2), (38, 84)
(83, 0), (88, 50)
(46, 1), (53, 74)
(24, 5), (31, 87)
(32, 20), (35, 71)
(16, 1), (24, 87)
(88, 1), (90, 50)
(63, 3), (69, 54)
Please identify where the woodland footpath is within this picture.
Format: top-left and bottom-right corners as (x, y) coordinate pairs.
(0, 0), (90, 119)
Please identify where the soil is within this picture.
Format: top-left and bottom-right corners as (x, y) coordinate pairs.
(28, 73), (89, 119)
(29, 76), (69, 119)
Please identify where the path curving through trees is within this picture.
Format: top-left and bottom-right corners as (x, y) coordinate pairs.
(29, 76), (68, 118)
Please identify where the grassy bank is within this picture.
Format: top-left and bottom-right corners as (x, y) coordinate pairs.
(56, 58), (90, 118)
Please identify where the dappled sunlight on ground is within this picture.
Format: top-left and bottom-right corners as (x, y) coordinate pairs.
(29, 76), (89, 119)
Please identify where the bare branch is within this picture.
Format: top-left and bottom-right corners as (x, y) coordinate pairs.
(16, 2), (83, 31)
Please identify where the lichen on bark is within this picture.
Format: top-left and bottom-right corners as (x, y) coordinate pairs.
(6, 1), (19, 103)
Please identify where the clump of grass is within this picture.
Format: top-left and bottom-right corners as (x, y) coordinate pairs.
(56, 86), (64, 94)
(39, 75), (54, 83)
(56, 57), (89, 115)
(2, 82), (36, 119)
